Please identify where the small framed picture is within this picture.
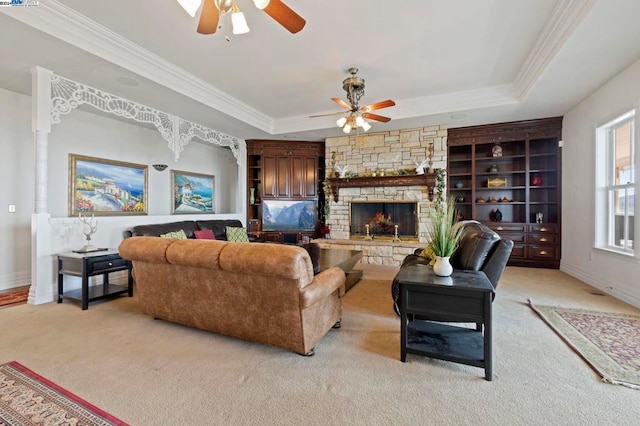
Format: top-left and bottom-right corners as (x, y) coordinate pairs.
(487, 177), (507, 188)
(171, 170), (215, 214)
(68, 154), (147, 216)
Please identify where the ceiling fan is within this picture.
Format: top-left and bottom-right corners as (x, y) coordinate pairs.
(178, 0), (306, 35)
(311, 67), (396, 133)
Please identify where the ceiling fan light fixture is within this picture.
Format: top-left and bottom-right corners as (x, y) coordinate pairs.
(355, 115), (365, 127)
(362, 121), (371, 131)
(177, 0), (203, 17)
(231, 3), (250, 34)
(336, 117), (347, 127)
(252, 0), (270, 9)
(343, 123), (352, 134)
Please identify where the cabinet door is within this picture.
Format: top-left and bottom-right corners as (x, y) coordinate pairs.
(305, 157), (317, 197)
(262, 155), (277, 197)
(277, 156), (291, 198)
(291, 156), (305, 198)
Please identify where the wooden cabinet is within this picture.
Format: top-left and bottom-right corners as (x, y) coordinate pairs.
(447, 117), (562, 268)
(246, 140), (325, 239)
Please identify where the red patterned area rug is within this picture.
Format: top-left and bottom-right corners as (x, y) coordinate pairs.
(528, 300), (640, 390)
(0, 361), (128, 425)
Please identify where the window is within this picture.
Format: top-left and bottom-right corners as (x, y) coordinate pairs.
(595, 110), (637, 255)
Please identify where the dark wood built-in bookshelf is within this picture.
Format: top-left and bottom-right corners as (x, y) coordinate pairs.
(447, 117), (562, 268)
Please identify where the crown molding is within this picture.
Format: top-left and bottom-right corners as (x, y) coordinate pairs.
(3, 0), (273, 132)
(274, 84), (519, 134)
(514, 0), (596, 100)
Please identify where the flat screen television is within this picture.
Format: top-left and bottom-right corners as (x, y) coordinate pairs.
(262, 199), (317, 231)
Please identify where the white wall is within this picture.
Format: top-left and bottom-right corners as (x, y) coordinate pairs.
(0, 88), (34, 291)
(0, 86), (243, 292)
(561, 57), (640, 309)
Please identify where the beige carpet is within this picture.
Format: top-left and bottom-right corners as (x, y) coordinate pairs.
(1, 265), (640, 425)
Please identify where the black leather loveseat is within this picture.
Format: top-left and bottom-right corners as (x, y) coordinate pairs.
(123, 219), (247, 240)
(391, 221), (514, 315)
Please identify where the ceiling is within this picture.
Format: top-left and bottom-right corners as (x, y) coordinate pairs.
(2, 0), (640, 142)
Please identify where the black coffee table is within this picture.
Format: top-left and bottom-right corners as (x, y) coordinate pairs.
(394, 264), (495, 380)
(318, 249), (363, 292)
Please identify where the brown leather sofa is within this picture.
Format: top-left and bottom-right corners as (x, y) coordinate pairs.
(118, 237), (345, 355)
(391, 221), (514, 314)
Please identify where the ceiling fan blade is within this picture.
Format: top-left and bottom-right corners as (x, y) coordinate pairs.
(331, 97), (352, 110)
(309, 111), (345, 118)
(361, 99), (396, 112)
(363, 112), (391, 123)
(197, 0), (219, 34)
(262, 0), (306, 34)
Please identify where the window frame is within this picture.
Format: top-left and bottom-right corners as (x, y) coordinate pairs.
(595, 108), (639, 258)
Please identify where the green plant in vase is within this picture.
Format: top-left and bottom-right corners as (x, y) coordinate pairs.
(426, 200), (463, 276)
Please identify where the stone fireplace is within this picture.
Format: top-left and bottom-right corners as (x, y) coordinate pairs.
(315, 126), (448, 266)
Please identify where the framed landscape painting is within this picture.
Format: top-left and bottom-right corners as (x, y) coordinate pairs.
(171, 170), (215, 214)
(69, 154), (147, 216)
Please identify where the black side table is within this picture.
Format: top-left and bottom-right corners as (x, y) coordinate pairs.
(57, 249), (133, 310)
(395, 264), (495, 380)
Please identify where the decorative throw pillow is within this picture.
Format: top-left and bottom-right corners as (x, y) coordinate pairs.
(226, 226), (250, 242)
(194, 229), (216, 240)
(159, 229), (187, 239)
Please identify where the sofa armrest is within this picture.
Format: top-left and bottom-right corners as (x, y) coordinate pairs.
(299, 267), (346, 309)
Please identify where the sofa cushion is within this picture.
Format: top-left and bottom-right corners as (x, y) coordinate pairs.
(194, 229), (216, 240)
(159, 229), (188, 239)
(196, 219), (243, 240)
(451, 222), (500, 271)
(226, 226), (250, 242)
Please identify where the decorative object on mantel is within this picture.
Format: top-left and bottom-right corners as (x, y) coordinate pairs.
(152, 164), (168, 171)
(426, 200), (463, 277)
(249, 188), (256, 204)
(327, 173), (436, 202)
(492, 143), (503, 157)
(494, 209), (503, 222)
(334, 162), (350, 178)
(413, 158), (429, 175)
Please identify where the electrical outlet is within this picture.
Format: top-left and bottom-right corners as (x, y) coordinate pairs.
(8, 204), (16, 213)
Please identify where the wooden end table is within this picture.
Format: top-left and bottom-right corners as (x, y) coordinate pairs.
(57, 249), (133, 310)
(395, 264), (495, 380)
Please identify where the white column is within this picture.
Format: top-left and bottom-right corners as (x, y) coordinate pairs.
(29, 66), (55, 305)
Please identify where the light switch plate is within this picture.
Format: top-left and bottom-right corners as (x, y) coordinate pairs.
(8, 204), (16, 213)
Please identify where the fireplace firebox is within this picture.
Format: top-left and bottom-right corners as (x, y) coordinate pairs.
(350, 201), (418, 239)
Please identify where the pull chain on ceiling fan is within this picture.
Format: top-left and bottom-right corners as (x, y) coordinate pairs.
(310, 67), (396, 134)
(177, 0), (306, 36)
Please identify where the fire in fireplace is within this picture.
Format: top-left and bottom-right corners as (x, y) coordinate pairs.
(350, 201), (418, 239)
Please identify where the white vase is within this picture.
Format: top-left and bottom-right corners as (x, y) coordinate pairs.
(433, 256), (453, 277)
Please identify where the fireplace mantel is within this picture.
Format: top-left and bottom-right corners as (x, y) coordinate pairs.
(328, 173), (436, 202)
